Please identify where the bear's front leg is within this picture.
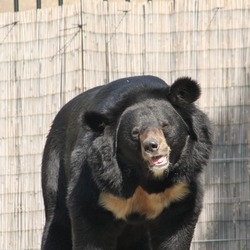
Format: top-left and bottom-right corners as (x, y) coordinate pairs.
(66, 156), (125, 250)
(150, 219), (197, 250)
(69, 204), (123, 250)
(149, 194), (201, 250)
(67, 175), (124, 250)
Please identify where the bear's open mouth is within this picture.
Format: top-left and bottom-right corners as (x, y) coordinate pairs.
(150, 155), (169, 168)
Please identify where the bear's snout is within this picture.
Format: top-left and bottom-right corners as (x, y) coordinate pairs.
(143, 138), (159, 152)
(140, 128), (170, 158)
(139, 127), (170, 177)
(140, 128), (168, 154)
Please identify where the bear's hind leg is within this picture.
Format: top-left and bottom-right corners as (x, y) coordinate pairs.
(41, 148), (72, 250)
(42, 209), (72, 250)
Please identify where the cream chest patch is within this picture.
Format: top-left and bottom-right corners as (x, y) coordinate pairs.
(98, 182), (190, 220)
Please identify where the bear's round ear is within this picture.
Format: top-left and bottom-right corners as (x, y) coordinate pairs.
(84, 111), (109, 132)
(168, 77), (201, 105)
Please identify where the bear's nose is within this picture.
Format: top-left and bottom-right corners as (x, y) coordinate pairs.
(143, 138), (159, 152)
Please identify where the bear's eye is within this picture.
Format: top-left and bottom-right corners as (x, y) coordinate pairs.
(161, 121), (169, 128)
(131, 127), (140, 139)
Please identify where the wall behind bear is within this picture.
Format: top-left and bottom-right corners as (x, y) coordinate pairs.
(0, 0), (249, 249)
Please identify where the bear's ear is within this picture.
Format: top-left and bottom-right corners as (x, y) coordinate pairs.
(84, 111), (109, 132)
(168, 77), (201, 105)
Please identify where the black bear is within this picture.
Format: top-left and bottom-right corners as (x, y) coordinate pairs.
(41, 75), (212, 250)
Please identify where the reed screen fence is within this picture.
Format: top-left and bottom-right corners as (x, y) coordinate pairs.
(0, 0), (249, 249)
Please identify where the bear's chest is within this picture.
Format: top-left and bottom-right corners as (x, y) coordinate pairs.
(98, 182), (189, 221)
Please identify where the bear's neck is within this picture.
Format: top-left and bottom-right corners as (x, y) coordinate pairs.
(117, 154), (172, 194)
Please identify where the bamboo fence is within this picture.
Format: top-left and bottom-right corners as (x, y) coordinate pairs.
(0, 0), (249, 249)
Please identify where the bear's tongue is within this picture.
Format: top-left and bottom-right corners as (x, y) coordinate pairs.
(151, 155), (168, 166)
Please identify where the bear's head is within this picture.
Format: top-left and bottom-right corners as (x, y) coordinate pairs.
(114, 99), (191, 178)
(84, 77), (211, 194)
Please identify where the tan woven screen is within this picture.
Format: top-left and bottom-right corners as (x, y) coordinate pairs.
(0, 1), (249, 249)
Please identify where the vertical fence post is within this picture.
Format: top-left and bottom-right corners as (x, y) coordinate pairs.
(105, 2), (110, 83)
(14, 0), (19, 12)
(80, 0), (85, 91)
(142, 4), (146, 75)
(37, 0), (41, 9)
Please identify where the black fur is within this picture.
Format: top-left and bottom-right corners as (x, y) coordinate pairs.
(41, 75), (212, 250)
